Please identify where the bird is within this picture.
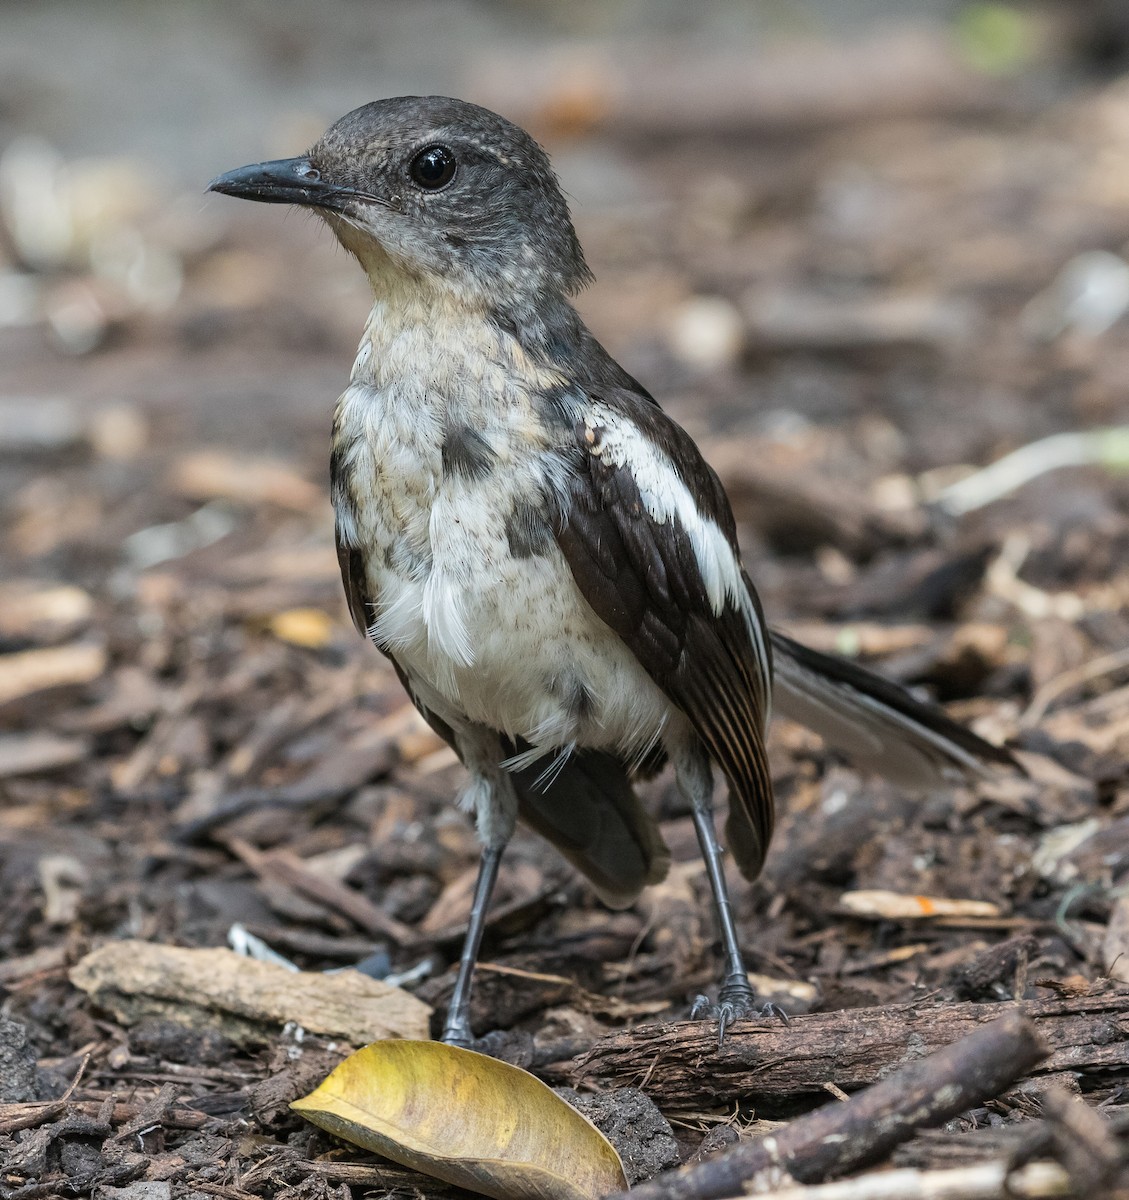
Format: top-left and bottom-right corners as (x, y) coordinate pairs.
(209, 96), (1017, 1046)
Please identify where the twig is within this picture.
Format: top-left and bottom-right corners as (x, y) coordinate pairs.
(225, 836), (418, 946)
(59, 1051), (90, 1102)
(0, 1051), (91, 1134)
(613, 1010), (1047, 1200)
(934, 426), (1129, 516)
(189, 1181), (261, 1200)
(0, 943), (69, 984)
(708, 1160), (1071, 1200)
(0, 1098), (209, 1135)
(1021, 645), (1129, 726)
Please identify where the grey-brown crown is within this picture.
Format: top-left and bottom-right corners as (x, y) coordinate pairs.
(211, 96), (593, 300)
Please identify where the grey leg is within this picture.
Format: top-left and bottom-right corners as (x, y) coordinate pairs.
(440, 842), (504, 1046)
(440, 727), (518, 1047)
(676, 748), (758, 1040)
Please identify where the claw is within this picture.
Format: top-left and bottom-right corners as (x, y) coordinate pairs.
(692, 983), (787, 1045)
(716, 1001), (735, 1047)
(761, 1000), (790, 1025)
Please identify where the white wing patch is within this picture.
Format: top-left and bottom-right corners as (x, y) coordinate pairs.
(585, 402), (772, 718)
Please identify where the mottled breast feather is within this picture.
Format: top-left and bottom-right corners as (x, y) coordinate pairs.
(555, 386), (777, 878)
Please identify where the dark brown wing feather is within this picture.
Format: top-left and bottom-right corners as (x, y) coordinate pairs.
(555, 389), (775, 878)
(336, 536), (372, 639)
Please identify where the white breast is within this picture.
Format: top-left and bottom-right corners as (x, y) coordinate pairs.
(335, 324), (678, 765)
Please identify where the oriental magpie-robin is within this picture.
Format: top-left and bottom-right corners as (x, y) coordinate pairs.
(210, 97), (1016, 1045)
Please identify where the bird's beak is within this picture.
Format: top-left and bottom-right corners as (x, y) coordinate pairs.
(207, 156), (349, 210)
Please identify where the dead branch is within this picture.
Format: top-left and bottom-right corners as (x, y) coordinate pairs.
(576, 985), (1129, 1109)
(0, 1098), (210, 1135)
(692, 1160), (1073, 1200)
(614, 1009), (1047, 1200)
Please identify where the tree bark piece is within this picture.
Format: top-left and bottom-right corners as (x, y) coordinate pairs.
(69, 940), (431, 1046)
(0, 1098), (210, 1135)
(613, 1010), (1047, 1200)
(575, 986), (1129, 1110)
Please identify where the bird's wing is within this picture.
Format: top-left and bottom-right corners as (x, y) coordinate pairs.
(555, 387), (776, 879)
(336, 534), (373, 641)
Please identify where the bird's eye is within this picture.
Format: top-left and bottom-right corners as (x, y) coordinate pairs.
(409, 145), (457, 190)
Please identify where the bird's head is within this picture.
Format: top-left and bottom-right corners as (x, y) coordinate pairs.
(208, 95), (592, 306)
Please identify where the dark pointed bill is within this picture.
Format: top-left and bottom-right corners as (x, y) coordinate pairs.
(207, 156), (348, 209)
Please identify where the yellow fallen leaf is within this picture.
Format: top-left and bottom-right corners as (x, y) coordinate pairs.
(292, 1040), (627, 1200)
(268, 608), (334, 648)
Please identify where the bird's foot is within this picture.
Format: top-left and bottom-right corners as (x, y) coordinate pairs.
(440, 1012), (475, 1049)
(439, 1024), (534, 1067)
(691, 977), (789, 1045)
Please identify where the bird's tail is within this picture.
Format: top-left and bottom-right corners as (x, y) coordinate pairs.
(769, 630), (1019, 787)
(509, 744), (671, 908)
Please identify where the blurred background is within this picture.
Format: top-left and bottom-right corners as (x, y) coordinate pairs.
(2, 0), (1129, 1140)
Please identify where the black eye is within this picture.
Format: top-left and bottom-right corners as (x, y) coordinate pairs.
(409, 145), (456, 190)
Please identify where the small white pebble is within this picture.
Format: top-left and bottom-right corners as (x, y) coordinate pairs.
(666, 294), (744, 371)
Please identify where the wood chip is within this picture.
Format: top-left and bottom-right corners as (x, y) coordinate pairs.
(171, 450), (321, 512)
(0, 582), (93, 640)
(69, 940), (431, 1045)
(840, 891), (1002, 920)
(0, 732), (90, 778)
(0, 640), (106, 708)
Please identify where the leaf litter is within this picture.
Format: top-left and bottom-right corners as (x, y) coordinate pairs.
(3, 7), (1129, 1199)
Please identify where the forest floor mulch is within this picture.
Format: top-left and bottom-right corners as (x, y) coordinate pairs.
(3, 37), (1129, 1200)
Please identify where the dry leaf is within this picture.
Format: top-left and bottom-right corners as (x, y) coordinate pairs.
(267, 607), (335, 648)
(292, 1040), (628, 1200)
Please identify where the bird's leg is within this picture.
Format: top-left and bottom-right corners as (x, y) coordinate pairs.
(440, 730), (517, 1048)
(676, 749), (759, 1040)
(441, 841), (504, 1046)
